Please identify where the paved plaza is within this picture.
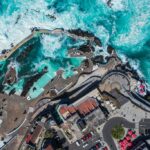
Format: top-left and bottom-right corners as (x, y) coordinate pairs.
(116, 101), (150, 123)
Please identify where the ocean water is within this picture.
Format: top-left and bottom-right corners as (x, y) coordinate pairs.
(0, 33), (85, 99)
(0, 0), (150, 98)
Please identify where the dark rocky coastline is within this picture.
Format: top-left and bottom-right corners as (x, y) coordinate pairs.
(68, 29), (102, 46)
(21, 70), (47, 97)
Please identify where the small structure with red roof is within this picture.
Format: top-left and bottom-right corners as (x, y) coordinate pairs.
(137, 82), (147, 96)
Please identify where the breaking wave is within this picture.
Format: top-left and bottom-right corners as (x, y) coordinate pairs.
(0, 0), (150, 98)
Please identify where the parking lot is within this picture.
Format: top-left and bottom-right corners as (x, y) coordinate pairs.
(68, 131), (105, 150)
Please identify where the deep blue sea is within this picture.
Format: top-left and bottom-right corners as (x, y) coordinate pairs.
(0, 0), (150, 99)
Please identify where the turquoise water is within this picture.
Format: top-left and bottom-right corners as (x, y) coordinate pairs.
(0, 0), (150, 98)
(0, 34), (85, 99)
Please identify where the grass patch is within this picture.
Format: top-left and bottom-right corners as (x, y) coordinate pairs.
(111, 125), (125, 140)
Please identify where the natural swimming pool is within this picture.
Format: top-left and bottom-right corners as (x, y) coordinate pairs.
(0, 33), (85, 100)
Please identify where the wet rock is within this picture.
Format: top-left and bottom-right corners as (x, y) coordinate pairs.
(68, 29), (94, 38)
(4, 67), (17, 85)
(78, 44), (94, 52)
(92, 55), (104, 64)
(107, 45), (114, 54)
(1, 49), (7, 55)
(9, 88), (16, 95)
(21, 71), (45, 97)
(15, 14), (21, 24)
(94, 37), (102, 47)
(46, 14), (56, 21)
(107, 0), (112, 7)
(68, 29), (102, 47)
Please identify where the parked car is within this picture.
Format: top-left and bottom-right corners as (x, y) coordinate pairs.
(103, 146), (108, 150)
(83, 143), (88, 148)
(82, 133), (93, 142)
(95, 142), (101, 149)
(95, 139), (101, 143)
(87, 133), (92, 138)
(76, 140), (80, 146)
(81, 138), (86, 143)
(90, 131), (94, 136)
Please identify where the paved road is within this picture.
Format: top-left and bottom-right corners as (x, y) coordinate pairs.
(102, 117), (135, 150)
(69, 76), (101, 99)
(69, 132), (101, 150)
(129, 92), (150, 112)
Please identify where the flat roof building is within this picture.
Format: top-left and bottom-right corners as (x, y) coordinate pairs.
(30, 125), (44, 144)
(139, 119), (150, 136)
(128, 140), (150, 150)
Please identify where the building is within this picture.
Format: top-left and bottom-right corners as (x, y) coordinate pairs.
(139, 119), (150, 136)
(128, 140), (150, 150)
(58, 97), (101, 120)
(56, 97), (105, 142)
(30, 125), (44, 145)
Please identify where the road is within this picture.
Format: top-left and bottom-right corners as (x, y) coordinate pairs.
(129, 92), (150, 112)
(102, 117), (135, 150)
(69, 76), (101, 99)
(56, 76), (101, 104)
(68, 132), (101, 150)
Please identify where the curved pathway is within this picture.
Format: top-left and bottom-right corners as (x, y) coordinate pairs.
(101, 70), (130, 86)
(102, 117), (135, 150)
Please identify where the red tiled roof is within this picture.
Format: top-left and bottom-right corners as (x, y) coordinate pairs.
(59, 98), (98, 117)
(77, 99), (98, 115)
(59, 106), (68, 115)
(68, 106), (76, 114)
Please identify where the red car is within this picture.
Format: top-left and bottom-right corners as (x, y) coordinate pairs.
(103, 146), (108, 150)
(87, 133), (92, 138)
(82, 133), (92, 141)
(95, 143), (101, 150)
(82, 136), (87, 141)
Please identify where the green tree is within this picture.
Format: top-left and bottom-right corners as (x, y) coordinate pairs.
(44, 130), (54, 139)
(111, 125), (125, 139)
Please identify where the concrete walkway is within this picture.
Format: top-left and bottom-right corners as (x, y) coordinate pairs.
(0, 28), (97, 60)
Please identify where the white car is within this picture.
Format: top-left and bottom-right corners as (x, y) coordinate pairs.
(76, 141), (80, 146)
(81, 139), (85, 144)
(95, 139), (101, 143)
(90, 131), (94, 136)
(83, 143), (88, 148)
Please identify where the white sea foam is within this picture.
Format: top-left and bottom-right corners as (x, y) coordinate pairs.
(0, 0), (149, 87)
(116, 52), (127, 64)
(41, 35), (62, 58)
(109, 0), (125, 11)
(117, 52), (144, 79)
(0, 1), (81, 53)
